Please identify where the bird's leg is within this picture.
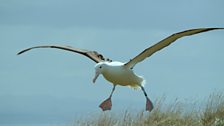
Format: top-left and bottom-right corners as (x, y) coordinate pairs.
(140, 85), (154, 111)
(99, 85), (116, 111)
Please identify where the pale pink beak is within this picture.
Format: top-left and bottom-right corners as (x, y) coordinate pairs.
(92, 71), (100, 83)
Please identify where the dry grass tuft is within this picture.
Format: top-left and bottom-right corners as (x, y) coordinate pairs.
(74, 92), (224, 126)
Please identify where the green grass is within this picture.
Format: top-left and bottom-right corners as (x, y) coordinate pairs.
(74, 93), (224, 126)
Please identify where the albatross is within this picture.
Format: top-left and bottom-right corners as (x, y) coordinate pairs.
(17, 28), (224, 111)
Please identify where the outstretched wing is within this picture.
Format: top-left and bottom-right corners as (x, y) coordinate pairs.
(17, 45), (112, 63)
(124, 28), (224, 69)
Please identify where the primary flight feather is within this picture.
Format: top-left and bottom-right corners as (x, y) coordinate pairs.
(18, 28), (224, 111)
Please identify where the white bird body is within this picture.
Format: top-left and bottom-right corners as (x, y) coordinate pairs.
(96, 62), (143, 88)
(17, 28), (224, 111)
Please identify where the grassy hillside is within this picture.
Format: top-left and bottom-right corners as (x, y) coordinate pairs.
(74, 93), (224, 126)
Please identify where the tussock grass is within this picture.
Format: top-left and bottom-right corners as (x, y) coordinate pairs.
(74, 93), (224, 126)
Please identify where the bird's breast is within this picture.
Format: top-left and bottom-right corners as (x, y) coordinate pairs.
(102, 67), (143, 87)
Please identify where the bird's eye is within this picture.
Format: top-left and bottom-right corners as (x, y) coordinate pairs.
(99, 66), (102, 69)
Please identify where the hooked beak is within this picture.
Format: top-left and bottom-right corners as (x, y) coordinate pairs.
(92, 71), (100, 83)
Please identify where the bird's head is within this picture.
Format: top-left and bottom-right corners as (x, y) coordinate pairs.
(92, 62), (107, 83)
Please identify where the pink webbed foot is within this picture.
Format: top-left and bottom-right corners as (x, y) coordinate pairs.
(99, 97), (112, 111)
(146, 97), (154, 111)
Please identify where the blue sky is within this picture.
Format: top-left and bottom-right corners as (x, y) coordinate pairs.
(1, 0), (224, 124)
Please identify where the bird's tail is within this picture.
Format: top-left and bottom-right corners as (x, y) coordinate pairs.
(141, 78), (146, 87)
(129, 76), (146, 90)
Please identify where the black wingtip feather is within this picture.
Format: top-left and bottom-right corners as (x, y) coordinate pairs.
(17, 48), (31, 55)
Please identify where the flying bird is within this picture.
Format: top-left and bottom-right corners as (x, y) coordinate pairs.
(17, 28), (224, 111)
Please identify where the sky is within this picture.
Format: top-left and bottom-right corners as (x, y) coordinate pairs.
(1, 0), (224, 125)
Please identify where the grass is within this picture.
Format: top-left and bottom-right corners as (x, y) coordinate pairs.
(74, 93), (224, 126)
